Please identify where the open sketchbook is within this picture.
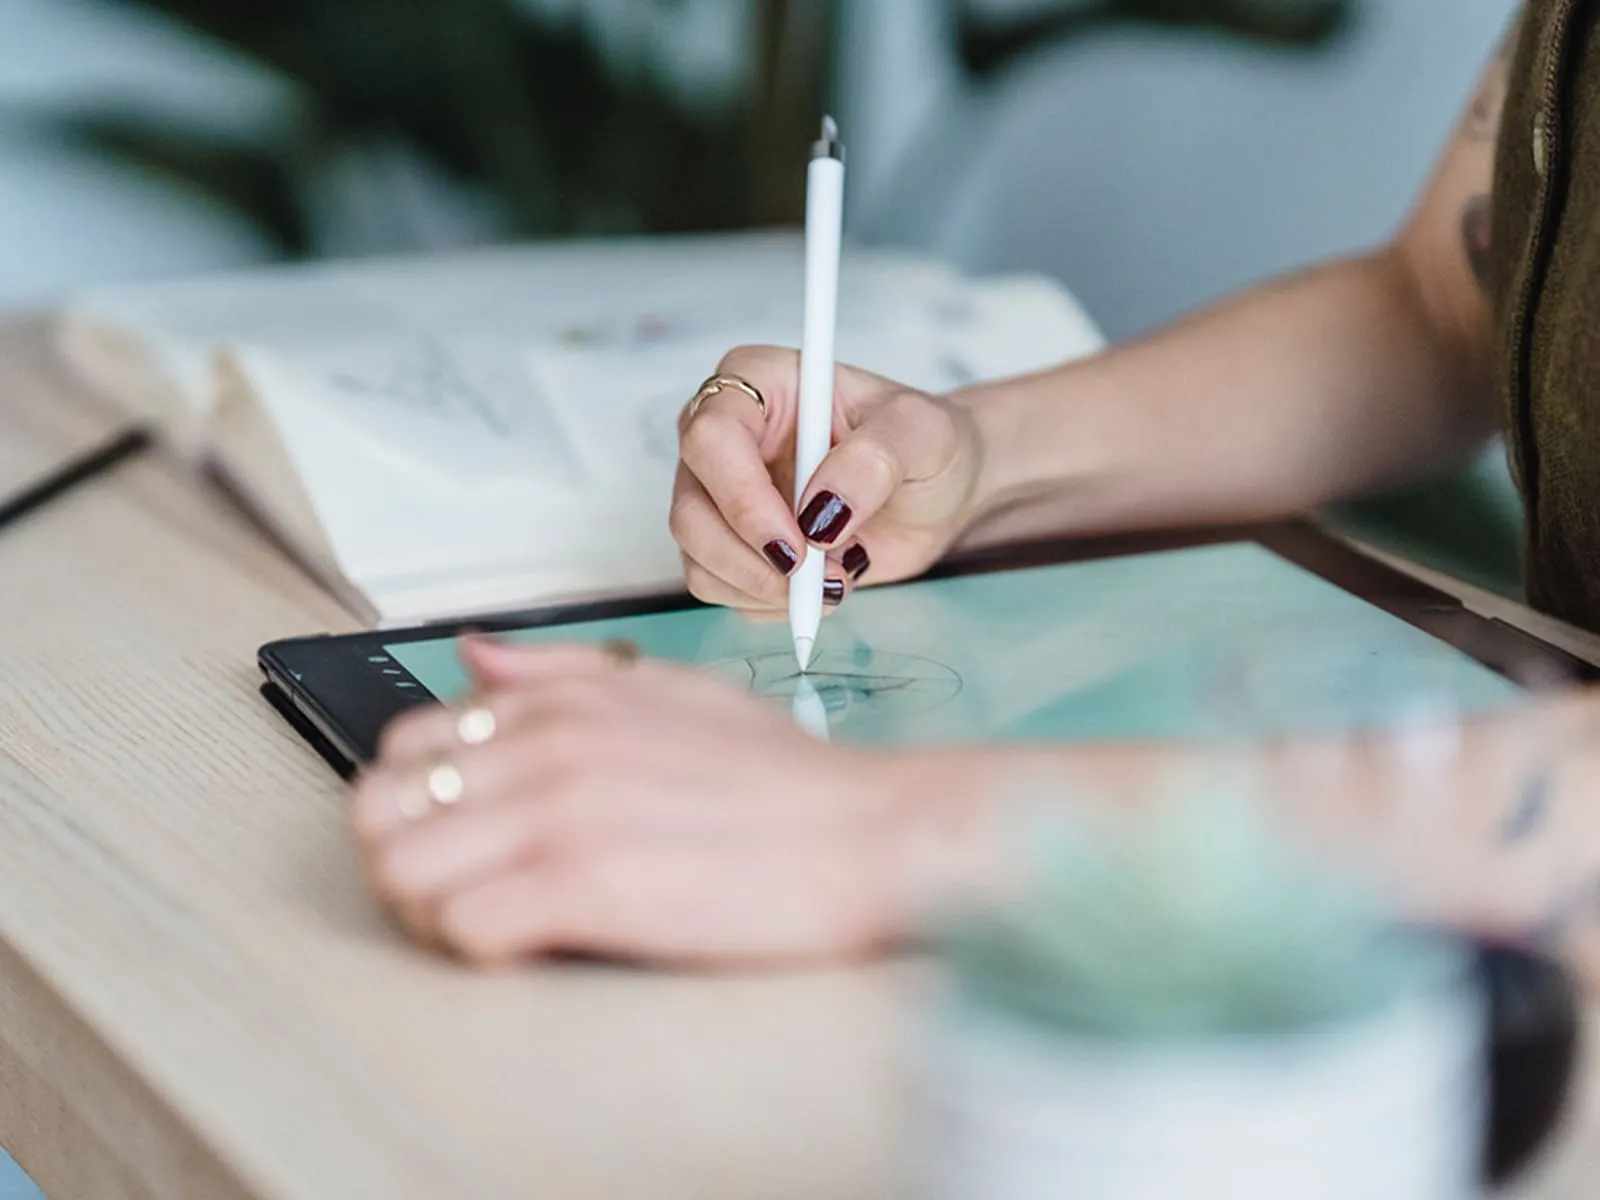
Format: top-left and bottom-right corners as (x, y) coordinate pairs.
(56, 233), (1104, 625)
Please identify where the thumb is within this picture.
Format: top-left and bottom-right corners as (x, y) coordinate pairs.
(795, 391), (959, 549)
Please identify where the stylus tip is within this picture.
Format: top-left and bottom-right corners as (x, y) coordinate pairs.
(794, 636), (815, 672)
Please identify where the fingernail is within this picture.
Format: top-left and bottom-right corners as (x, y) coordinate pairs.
(842, 543), (870, 581)
(799, 491), (852, 545)
(823, 579), (846, 606)
(763, 539), (799, 575)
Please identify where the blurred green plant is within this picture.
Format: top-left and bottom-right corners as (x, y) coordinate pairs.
(54, 0), (1352, 257)
(958, 0), (1353, 75)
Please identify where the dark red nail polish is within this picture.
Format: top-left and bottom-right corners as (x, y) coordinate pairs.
(799, 491), (851, 545)
(823, 579), (846, 606)
(842, 543), (870, 581)
(763, 539), (799, 575)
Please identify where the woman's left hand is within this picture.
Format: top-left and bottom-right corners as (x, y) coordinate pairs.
(349, 637), (961, 968)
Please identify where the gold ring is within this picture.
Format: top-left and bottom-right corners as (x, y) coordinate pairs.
(602, 638), (641, 667)
(396, 759), (467, 824)
(426, 761), (466, 808)
(684, 374), (767, 424)
(456, 706), (497, 747)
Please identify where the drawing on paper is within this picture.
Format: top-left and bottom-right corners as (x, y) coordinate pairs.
(325, 337), (517, 437)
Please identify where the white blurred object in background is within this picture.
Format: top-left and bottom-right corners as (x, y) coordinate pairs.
(843, 0), (1519, 340)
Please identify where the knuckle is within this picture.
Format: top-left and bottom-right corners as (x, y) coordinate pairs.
(888, 387), (933, 419)
(678, 411), (719, 457)
(888, 387), (942, 432)
(535, 708), (606, 772)
(848, 435), (900, 493)
(722, 492), (768, 539)
(683, 567), (718, 604)
(750, 571), (789, 607)
(742, 549), (790, 598)
(484, 691), (525, 729)
(667, 492), (700, 544)
(436, 896), (497, 961)
(925, 399), (963, 460)
(728, 557), (777, 602)
(716, 344), (792, 378)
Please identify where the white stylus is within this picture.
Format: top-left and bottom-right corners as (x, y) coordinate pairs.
(790, 115), (845, 672)
(791, 675), (831, 741)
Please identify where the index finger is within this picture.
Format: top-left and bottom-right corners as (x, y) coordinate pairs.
(678, 389), (804, 572)
(685, 344), (801, 444)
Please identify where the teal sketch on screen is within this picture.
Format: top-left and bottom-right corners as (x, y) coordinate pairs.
(387, 542), (1521, 745)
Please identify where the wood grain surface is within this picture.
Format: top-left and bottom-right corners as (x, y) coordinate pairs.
(0, 320), (1592, 1198)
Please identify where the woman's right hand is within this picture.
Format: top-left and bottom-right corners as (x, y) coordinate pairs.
(670, 345), (984, 616)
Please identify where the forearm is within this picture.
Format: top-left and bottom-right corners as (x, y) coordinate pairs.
(903, 694), (1600, 994)
(953, 249), (1498, 548)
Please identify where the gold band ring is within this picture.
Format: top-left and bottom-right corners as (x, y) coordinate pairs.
(455, 706), (498, 747)
(398, 759), (467, 823)
(685, 374), (767, 424)
(602, 638), (641, 667)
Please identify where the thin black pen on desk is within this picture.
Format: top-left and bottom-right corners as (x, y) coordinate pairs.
(0, 426), (153, 532)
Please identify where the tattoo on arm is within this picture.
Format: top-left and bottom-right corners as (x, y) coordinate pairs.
(1462, 195), (1493, 289)
(1462, 9), (1522, 142)
(1501, 769), (1552, 843)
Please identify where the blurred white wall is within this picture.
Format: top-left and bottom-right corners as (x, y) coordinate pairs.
(0, 0), (292, 311)
(843, 0), (1520, 340)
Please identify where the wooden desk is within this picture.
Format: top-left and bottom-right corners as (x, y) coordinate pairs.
(0, 321), (1593, 1199)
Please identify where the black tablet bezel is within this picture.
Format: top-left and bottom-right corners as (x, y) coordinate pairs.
(258, 522), (1598, 772)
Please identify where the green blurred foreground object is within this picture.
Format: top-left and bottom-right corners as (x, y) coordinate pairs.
(48, 0), (1354, 255)
(942, 782), (1458, 1039)
(916, 784), (1486, 1200)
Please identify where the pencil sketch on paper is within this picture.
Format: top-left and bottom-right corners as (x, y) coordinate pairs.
(324, 337), (519, 438)
(706, 648), (962, 727)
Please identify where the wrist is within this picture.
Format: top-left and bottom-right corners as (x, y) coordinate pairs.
(879, 749), (1012, 932)
(946, 358), (1132, 549)
(949, 379), (1026, 534)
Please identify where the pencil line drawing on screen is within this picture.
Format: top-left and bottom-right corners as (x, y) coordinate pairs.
(706, 649), (962, 728)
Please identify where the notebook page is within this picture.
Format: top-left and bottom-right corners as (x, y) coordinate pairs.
(61, 236), (970, 494)
(232, 346), (678, 605)
(521, 274), (1105, 492)
(206, 249), (998, 498)
(295, 249), (975, 492)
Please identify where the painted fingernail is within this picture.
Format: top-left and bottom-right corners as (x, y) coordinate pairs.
(763, 539), (799, 575)
(823, 579), (846, 606)
(799, 491), (852, 545)
(842, 543), (870, 581)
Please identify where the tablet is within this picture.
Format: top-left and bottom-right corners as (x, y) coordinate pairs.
(258, 525), (1593, 778)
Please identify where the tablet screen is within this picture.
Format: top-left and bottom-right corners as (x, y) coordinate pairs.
(382, 542), (1525, 746)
